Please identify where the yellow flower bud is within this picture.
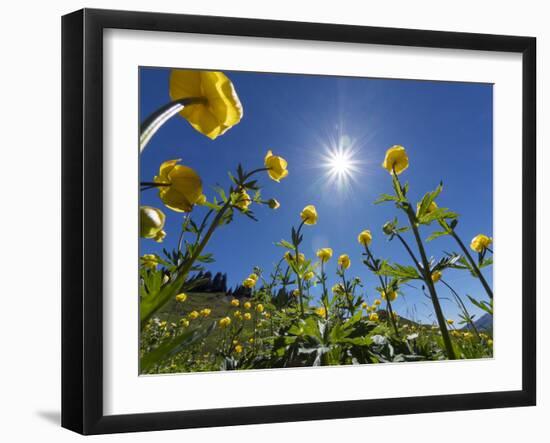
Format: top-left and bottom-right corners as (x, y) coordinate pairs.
(140, 254), (159, 270)
(248, 338), (255, 344)
(331, 284), (344, 295)
(180, 319), (190, 328)
(235, 189), (252, 211)
(431, 270), (442, 283)
(234, 344), (243, 353)
(244, 301), (252, 310)
(243, 312), (252, 321)
(446, 319), (454, 325)
(284, 251), (305, 265)
(316, 248), (333, 263)
(256, 304), (264, 313)
(303, 271), (315, 281)
(264, 313), (271, 319)
(196, 194), (207, 205)
(338, 254), (351, 270)
(361, 302), (367, 309)
(315, 306), (327, 319)
(373, 299), (381, 306)
(470, 234), (493, 253)
(381, 290), (397, 302)
(300, 205), (318, 225)
(154, 159), (203, 212)
(264, 150), (289, 182)
(169, 70), (243, 140)
(175, 293), (187, 303)
(188, 311), (199, 320)
(230, 299), (240, 307)
(416, 201), (438, 218)
(382, 145), (409, 175)
(357, 230), (373, 247)
(242, 277), (256, 288)
(219, 316), (231, 328)
(200, 308), (211, 317)
(369, 313), (379, 322)
(248, 273), (259, 282)
(233, 310), (242, 318)
(140, 206), (166, 240)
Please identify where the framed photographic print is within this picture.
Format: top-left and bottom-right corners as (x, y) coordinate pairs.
(61, 8), (536, 435)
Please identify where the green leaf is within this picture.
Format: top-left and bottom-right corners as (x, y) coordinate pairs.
(374, 193), (398, 204)
(426, 230), (450, 242)
(141, 321), (216, 372)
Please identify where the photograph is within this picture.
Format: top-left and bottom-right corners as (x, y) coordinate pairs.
(138, 67), (494, 375)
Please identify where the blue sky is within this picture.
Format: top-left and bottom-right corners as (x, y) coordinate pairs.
(139, 67), (493, 325)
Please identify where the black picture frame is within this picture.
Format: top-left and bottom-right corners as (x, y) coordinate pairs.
(62, 8), (536, 435)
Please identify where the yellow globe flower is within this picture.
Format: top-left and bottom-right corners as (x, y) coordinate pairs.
(243, 312), (252, 321)
(169, 70), (243, 140)
(268, 198), (280, 209)
(140, 206), (166, 242)
(292, 289), (300, 297)
(369, 312), (379, 322)
(382, 145), (409, 175)
(233, 310), (242, 318)
(264, 150), (289, 182)
(316, 248), (333, 263)
(248, 338), (255, 344)
(140, 254), (159, 270)
(234, 189), (252, 211)
(175, 293), (188, 303)
(381, 290), (398, 302)
(338, 254), (351, 270)
(180, 319), (190, 328)
(315, 306), (327, 319)
(303, 271), (315, 281)
(256, 304), (264, 313)
(373, 299), (381, 306)
(188, 311), (199, 320)
(200, 308), (212, 317)
(234, 344), (243, 353)
(219, 316), (232, 328)
(244, 301), (252, 310)
(154, 159), (203, 212)
(243, 277), (257, 288)
(357, 230), (373, 247)
(446, 319), (454, 325)
(361, 302), (368, 309)
(248, 273), (259, 282)
(264, 313), (271, 319)
(230, 299), (240, 307)
(300, 205), (318, 225)
(431, 270), (442, 283)
(470, 234), (493, 253)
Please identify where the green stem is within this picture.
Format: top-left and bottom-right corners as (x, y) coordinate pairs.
(364, 245), (400, 337)
(449, 229), (493, 300)
(140, 97), (206, 152)
(441, 279), (482, 341)
(393, 170), (456, 360)
(293, 221), (306, 317)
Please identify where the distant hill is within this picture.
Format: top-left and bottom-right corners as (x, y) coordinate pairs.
(463, 313), (493, 332)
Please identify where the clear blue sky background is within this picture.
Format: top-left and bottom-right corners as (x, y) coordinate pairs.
(139, 67), (493, 326)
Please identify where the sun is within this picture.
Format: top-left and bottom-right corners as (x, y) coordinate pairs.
(327, 148), (353, 176)
(319, 135), (362, 192)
